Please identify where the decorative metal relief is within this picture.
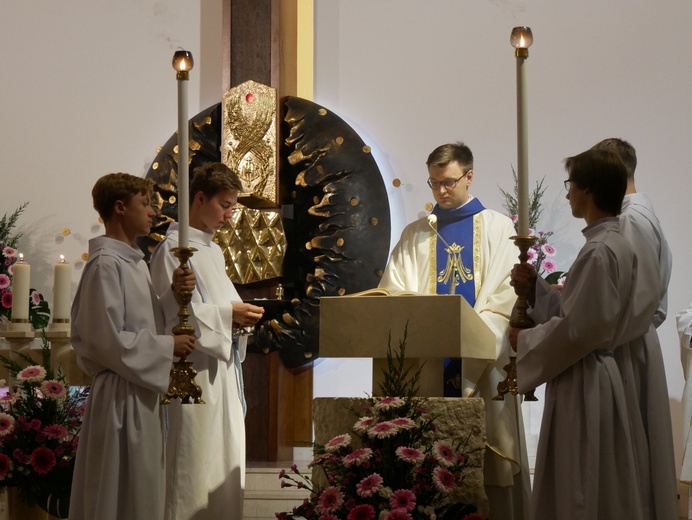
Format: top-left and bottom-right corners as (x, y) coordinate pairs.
(214, 207), (287, 284)
(222, 81), (278, 208)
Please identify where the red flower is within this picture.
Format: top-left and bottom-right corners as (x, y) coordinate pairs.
(30, 447), (56, 475)
(389, 489), (416, 512)
(0, 453), (12, 477)
(347, 504), (376, 520)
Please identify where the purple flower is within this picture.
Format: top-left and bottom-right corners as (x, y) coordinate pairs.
(541, 259), (557, 274)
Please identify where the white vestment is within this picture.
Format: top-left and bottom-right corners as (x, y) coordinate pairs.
(678, 303), (692, 483)
(150, 223), (246, 520)
(616, 192), (677, 518)
(379, 206), (529, 519)
(517, 219), (653, 520)
(69, 236), (175, 520)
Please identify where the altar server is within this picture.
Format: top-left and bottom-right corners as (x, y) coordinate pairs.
(679, 303), (692, 484)
(590, 137), (676, 519)
(379, 142), (529, 520)
(69, 173), (195, 520)
(510, 149), (655, 520)
(150, 162), (263, 520)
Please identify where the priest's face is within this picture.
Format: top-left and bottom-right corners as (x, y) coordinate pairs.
(428, 161), (473, 210)
(195, 189), (238, 232)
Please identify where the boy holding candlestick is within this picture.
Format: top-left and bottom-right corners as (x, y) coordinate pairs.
(69, 172), (196, 520)
(150, 162), (263, 520)
(509, 149), (656, 519)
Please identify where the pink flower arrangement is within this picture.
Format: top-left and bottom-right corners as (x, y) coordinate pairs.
(0, 341), (89, 518)
(0, 204), (52, 329)
(277, 396), (481, 520)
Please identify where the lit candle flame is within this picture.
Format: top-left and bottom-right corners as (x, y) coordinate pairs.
(519, 36), (525, 47)
(19, 253), (24, 263)
(60, 255), (66, 263)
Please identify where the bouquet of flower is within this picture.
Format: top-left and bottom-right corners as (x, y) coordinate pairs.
(277, 327), (482, 520)
(499, 168), (565, 283)
(0, 337), (89, 518)
(0, 203), (51, 329)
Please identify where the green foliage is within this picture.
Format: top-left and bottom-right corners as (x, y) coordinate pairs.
(498, 167), (546, 230)
(0, 202), (29, 248)
(378, 323), (423, 399)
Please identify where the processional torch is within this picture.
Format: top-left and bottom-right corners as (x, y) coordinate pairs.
(494, 27), (537, 402)
(163, 49), (204, 405)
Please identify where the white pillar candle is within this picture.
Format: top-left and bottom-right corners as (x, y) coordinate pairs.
(53, 255), (72, 321)
(516, 53), (529, 237)
(12, 254), (30, 321)
(177, 75), (190, 248)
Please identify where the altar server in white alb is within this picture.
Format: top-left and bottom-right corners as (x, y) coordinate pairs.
(379, 142), (529, 520)
(69, 173), (196, 520)
(590, 138), (677, 519)
(510, 149), (656, 520)
(678, 303), (692, 484)
(150, 162), (264, 520)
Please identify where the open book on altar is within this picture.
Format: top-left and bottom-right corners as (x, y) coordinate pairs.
(319, 292), (496, 396)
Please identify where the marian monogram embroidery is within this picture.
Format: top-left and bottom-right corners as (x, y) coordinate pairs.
(437, 242), (473, 285)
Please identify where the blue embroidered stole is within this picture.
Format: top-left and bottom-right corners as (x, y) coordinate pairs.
(431, 198), (485, 306)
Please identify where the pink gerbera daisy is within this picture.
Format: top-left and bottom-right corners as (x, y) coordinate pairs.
(17, 365), (46, 384)
(1, 291), (11, 309)
(526, 248), (537, 265)
(0, 393), (17, 407)
(353, 416), (376, 433)
(30, 290), (41, 305)
(356, 473), (383, 498)
(0, 413), (15, 437)
(0, 274), (9, 290)
(432, 441), (456, 467)
(374, 396), (404, 410)
(432, 466), (456, 493)
(347, 504), (376, 520)
(31, 447), (57, 475)
(384, 510), (412, 520)
(541, 259), (556, 274)
(368, 421), (398, 439)
(43, 424), (69, 440)
(342, 447), (373, 467)
(389, 489), (416, 512)
(395, 446), (424, 465)
(541, 244), (556, 256)
(316, 486), (344, 515)
(3, 247), (17, 258)
(41, 380), (67, 399)
(390, 417), (415, 429)
(324, 433), (351, 452)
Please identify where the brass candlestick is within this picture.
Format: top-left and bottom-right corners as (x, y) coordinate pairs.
(493, 235), (538, 401)
(163, 246), (205, 404)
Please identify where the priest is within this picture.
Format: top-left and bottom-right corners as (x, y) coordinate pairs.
(379, 141), (529, 520)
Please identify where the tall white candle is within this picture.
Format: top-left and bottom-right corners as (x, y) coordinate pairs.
(516, 53), (529, 236)
(53, 255), (72, 321)
(177, 71), (190, 248)
(12, 254), (30, 321)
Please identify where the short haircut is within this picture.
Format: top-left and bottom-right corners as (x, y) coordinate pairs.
(92, 173), (153, 222)
(426, 142), (474, 174)
(564, 149), (628, 216)
(189, 162), (243, 205)
(590, 138), (637, 179)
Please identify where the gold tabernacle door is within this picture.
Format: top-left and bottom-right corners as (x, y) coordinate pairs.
(319, 293), (495, 397)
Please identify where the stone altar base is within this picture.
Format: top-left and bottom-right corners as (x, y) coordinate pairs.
(312, 397), (489, 517)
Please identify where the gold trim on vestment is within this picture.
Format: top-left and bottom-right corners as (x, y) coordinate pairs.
(429, 226), (437, 293)
(473, 213), (481, 300)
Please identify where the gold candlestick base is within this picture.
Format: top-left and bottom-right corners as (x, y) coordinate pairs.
(493, 235), (538, 402)
(163, 246), (205, 405)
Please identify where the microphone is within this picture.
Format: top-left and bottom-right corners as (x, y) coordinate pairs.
(427, 214), (453, 250)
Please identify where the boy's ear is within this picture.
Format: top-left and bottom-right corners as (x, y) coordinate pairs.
(114, 200), (126, 215)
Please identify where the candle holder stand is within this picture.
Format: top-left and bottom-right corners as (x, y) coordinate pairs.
(493, 235), (538, 401)
(163, 246), (205, 405)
